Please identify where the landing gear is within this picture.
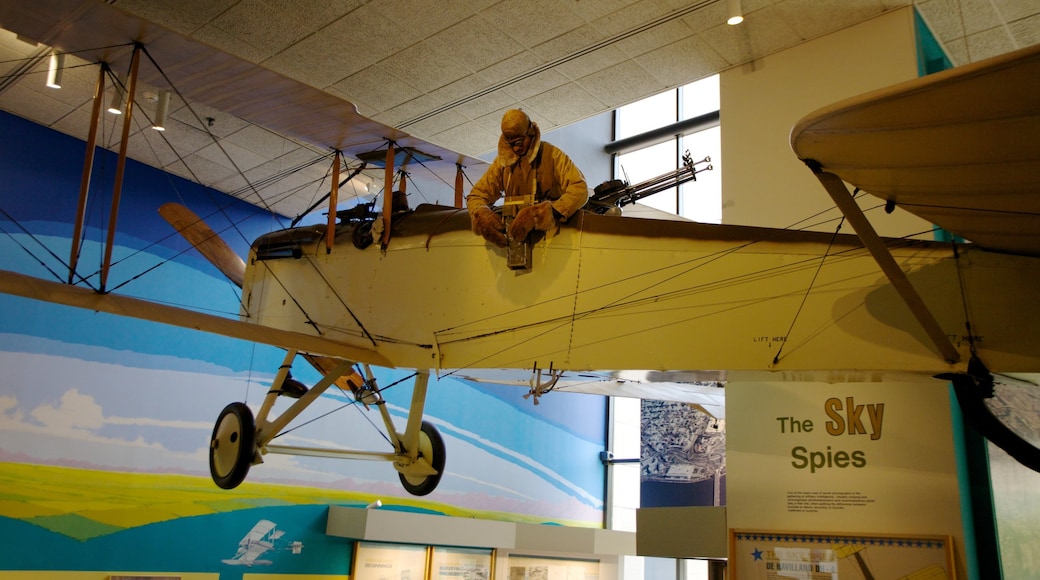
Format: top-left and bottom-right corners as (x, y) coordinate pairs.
(398, 420), (446, 496)
(206, 350), (446, 496)
(209, 402), (256, 489)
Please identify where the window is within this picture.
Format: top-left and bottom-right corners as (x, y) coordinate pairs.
(612, 76), (721, 223)
(607, 77), (722, 580)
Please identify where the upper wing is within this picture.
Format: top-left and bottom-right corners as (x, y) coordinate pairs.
(791, 43), (1040, 256)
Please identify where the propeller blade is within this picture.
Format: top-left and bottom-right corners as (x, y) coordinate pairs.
(159, 203), (246, 287)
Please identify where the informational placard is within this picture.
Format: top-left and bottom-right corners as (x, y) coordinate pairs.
(726, 381), (963, 537)
(730, 529), (955, 579)
(505, 554), (599, 580)
(431, 546), (492, 580)
(354, 541), (430, 580)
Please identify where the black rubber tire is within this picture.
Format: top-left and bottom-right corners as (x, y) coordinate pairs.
(209, 402), (256, 489)
(398, 420), (446, 496)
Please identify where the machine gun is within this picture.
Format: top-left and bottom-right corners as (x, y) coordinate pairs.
(587, 151), (712, 215)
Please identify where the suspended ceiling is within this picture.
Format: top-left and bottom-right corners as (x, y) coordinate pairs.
(0, 0), (1037, 218)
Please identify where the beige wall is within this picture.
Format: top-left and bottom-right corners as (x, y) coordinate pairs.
(726, 380), (966, 578)
(720, 7), (932, 239)
(719, 8), (967, 578)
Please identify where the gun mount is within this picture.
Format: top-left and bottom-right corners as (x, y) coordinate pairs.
(588, 151), (712, 215)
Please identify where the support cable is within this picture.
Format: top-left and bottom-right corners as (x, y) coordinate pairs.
(773, 215), (846, 365)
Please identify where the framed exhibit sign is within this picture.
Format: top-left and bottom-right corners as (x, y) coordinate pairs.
(504, 554), (599, 580)
(730, 529), (955, 579)
(431, 546), (493, 580)
(354, 541), (430, 580)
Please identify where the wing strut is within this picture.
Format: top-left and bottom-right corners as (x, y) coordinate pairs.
(380, 141), (395, 249)
(454, 163), (464, 208)
(807, 166), (960, 364)
(100, 44), (142, 293)
(68, 64), (107, 285)
(326, 150), (341, 254)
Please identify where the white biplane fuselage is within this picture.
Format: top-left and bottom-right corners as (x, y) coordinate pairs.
(241, 205), (1040, 383)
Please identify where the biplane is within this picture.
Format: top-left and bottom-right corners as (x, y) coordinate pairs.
(0, 2), (1038, 498)
(222, 519), (302, 567)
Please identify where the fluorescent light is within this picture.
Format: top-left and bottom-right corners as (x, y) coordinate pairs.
(45, 50), (64, 89)
(727, 0), (744, 25)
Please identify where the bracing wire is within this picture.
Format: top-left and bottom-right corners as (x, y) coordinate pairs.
(772, 215), (846, 365)
(273, 370), (419, 445)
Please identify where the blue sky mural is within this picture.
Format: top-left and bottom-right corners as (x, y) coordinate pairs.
(0, 111), (607, 575)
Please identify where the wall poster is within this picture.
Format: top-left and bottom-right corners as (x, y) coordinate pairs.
(432, 546), (493, 580)
(504, 554), (599, 580)
(354, 541), (430, 580)
(730, 529), (955, 580)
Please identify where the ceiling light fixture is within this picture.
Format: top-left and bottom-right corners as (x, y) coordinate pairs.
(152, 90), (170, 131)
(727, 0), (744, 25)
(107, 73), (126, 114)
(107, 89), (123, 114)
(45, 50), (64, 89)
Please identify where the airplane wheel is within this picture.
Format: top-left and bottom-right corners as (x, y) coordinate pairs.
(209, 402), (256, 490)
(399, 420), (446, 496)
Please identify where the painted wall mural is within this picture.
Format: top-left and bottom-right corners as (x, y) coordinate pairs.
(0, 112), (607, 576)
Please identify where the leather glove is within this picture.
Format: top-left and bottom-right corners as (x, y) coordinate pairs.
(509, 201), (556, 241)
(471, 206), (508, 247)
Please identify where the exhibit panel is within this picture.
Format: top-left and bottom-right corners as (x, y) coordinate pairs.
(725, 380), (966, 578)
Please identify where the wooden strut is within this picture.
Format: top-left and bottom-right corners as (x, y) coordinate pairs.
(326, 150), (341, 254)
(381, 141), (395, 249)
(68, 64), (107, 284)
(812, 169), (961, 364)
(100, 44), (142, 293)
(454, 163), (464, 208)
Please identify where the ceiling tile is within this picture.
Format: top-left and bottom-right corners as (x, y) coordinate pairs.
(375, 0), (486, 42)
(551, 44), (629, 82)
(446, 83), (521, 122)
(498, 68), (572, 101)
(373, 95), (447, 130)
(635, 35), (728, 88)
(523, 82), (606, 127)
(0, 83), (73, 126)
(612, 18), (695, 59)
(965, 25), (1018, 60)
(529, 24), (606, 64)
(426, 74), (496, 113)
(263, 6), (401, 87)
(1009, 14), (1040, 48)
(957, 0), (1005, 35)
(776, 0), (888, 42)
(382, 41), (467, 94)
(432, 122), (500, 158)
(575, 59), (666, 109)
(195, 139), (270, 173)
(475, 50), (547, 87)
(425, 14), (525, 74)
(481, 0), (585, 49)
(205, 0), (312, 55)
(400, 108), (470, 139)
(263, 0), (362, 29)
(114, 0), (238, 35)
(225, 123), (300, 159)
(330, 63), (422, 116)
(170, 100), (249, 140)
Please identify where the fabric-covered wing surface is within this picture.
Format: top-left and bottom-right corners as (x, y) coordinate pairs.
(791, 43), (1040, 256)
